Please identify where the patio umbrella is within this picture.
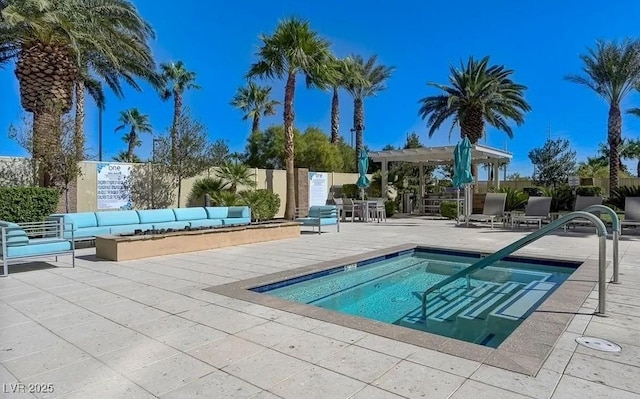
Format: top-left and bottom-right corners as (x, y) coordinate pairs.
(452, 137), (473, 223)
(356, 148), (370, 200)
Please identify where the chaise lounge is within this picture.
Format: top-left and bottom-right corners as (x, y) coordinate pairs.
(296, 205), (340, 234)
(466, 193), (507, 229)
(48, 206), (251, 240)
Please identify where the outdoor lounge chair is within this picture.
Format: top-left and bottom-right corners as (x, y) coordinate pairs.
(563, 195), (603, 232)
(621, 197), (640, 234)
(511, 196), (552, 229)
(466, 193), (506, 229)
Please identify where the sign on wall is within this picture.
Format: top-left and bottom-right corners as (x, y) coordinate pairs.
(309, 172), (329, 207)
(96, 163), (132, 210)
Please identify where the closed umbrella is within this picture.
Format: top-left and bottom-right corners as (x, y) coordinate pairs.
(356, 148), (370, 200)
(453, 137), (473, 223)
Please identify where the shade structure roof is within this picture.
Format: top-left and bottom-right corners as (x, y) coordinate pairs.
(368, 144), (513, 165)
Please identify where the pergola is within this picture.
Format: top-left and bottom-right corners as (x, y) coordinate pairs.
(368, 144), (513, 200)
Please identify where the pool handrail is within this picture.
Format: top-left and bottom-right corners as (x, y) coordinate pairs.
(579, 205), (620, 284)
(421, 211), (608, 320)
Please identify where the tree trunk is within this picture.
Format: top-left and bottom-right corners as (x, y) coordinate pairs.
(74, 81), (85, 161)
(331, 86), (340, 144)
(127, 128), (137, 161)
(177, 177), (182, 207)
(608, 105), (622, 193)
(65, 186), (70, 213)
(354, 97), (364, 170)
(284, 72), (297, 220)
(33, 109), (61, 187)
(171, 93), (182, 165)
(637, 159), (640, 178)
(251, 114), (260, 136)
(460, 110), (484, 190)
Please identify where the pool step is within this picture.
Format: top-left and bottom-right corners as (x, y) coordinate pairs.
(427, 282), (499, 322)
(489, 280), (556, 322)
(457, 282), (522, 321)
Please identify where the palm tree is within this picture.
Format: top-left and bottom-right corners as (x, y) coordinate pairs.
(1, 0), (156, 186)
(621, 134), (640, 177)
(230, 81), (279, 136)
(419, 56), (530, 144)
(246, 17), (333, 219)
(217, 162), (256, 193)
(114, 108), (152, 162)
(566, 39), (640, 192)
(113, 149), (142, 163)
(344, 55), (395, 168)
(160, 61), (200, 164)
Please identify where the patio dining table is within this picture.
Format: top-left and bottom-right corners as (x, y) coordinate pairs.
(353, 200), (380, 222)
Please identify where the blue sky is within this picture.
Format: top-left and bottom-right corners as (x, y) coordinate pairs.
(2, 0), (640, 175)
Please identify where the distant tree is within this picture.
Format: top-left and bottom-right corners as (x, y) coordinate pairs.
(623, 137), (640, 177)
(344, 55), (395, 170)
(113, 150), (142, 163)
(230, 82), (279, 136)
(565, 39), (640, 192)
(208, 139), (231, 167)
(114, 108), (152, 162)
(153, 109), (211, 206)
(122, 164), (175, 210)
(528, 138), (577, 187)
(381, 144), (397, 151)
(404, 132), (422, 149)
(160, 61), (201, 164)
(297, 127), (344, 171)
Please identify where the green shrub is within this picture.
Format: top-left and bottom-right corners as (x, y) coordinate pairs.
(607, 185), (640, 210)
(439, 201), (458, 219)
(211, 191), (240, 206)
(542, 186), (574, 212)
(522, 187), (544, 197)
(0, 187), (59, 223)
(491, 187), (528, 211)
(188, 177), (229, 206)
(341, 184), (359, 199)
(385, 200), (397, 217)
(575, 185), (603, 197)
(239, 189), (281, 221)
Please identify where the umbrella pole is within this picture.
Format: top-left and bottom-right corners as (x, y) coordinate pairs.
(456, 188), (460, 225)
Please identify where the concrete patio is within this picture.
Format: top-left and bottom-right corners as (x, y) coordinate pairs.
(1, 218), (640, 399)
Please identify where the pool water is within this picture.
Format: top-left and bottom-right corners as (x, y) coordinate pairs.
(254, 249), (577, 348)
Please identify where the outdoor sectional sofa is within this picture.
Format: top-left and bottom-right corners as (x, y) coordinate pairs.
(48, 206), (251, 240)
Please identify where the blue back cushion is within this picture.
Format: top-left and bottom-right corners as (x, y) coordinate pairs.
(136, 209), (176, 224)
(228, 206), (250, 218)
(0, 221), (29, 247)
(173, 207), (207, 221)
(205, 207), (228, 219)
(308, 206), (337, 218)
(51, 212), (97, 228)
(95, 210), (141, 226)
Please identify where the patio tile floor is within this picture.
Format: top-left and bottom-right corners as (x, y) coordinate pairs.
(0, 218), (639, 398)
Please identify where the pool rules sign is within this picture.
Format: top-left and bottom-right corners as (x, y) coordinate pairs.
(96, 163), (132, 210)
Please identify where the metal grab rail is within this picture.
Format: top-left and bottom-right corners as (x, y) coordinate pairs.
(575, 205), (620, 284)
(421, 211), (609, 320)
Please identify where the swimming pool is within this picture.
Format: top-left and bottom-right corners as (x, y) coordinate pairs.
(253, 248), (577, 348)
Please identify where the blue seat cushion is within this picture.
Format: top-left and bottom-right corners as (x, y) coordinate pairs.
(63, 227), (111, 239)
(221, 217), (251, 226)
(3, 240), (71, 257)
(205, 207), (228, 219)
(95, 211), (140, 226)
(173, 208), (208, 221)
(0, 221), (29, 247)
(136, 209), (177, 224)
(51, 212), (98, 228)
(308, 206), (338, 218)
(152, 222), (190, 230)
(109, 224), (155, 235)
(228, 206), (250, 218)
(189, 219), (223, 228)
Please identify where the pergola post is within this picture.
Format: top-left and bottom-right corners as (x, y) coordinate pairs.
(493, 161), (500, 189)
(419, 162), (425, 213)
(381, 159), (388, 199)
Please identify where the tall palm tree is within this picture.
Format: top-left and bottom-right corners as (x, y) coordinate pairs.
(344, 55), (394, 168)
(230, 81), (279, 136)
(565, 39), (640, 192)
(246, 17), (333, 219)
(114, 108), (152, 162)
(1, 0), (156, 186)
(160, 61), (200, 164)
(419, 56), (530, 145)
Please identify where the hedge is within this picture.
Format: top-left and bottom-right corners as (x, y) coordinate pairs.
(0, 187), (60, 223)
(439, 201), (458, 219)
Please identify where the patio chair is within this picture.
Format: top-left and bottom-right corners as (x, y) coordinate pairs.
(341, 198), (358, 222)
(511, 197), (552, 229)
(621, 197), (640, 234)
(563, 195), (603, 232)
(333, 198), (344, 220)
(368, 198), (387, 223)
(466, 193), (506, 229)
